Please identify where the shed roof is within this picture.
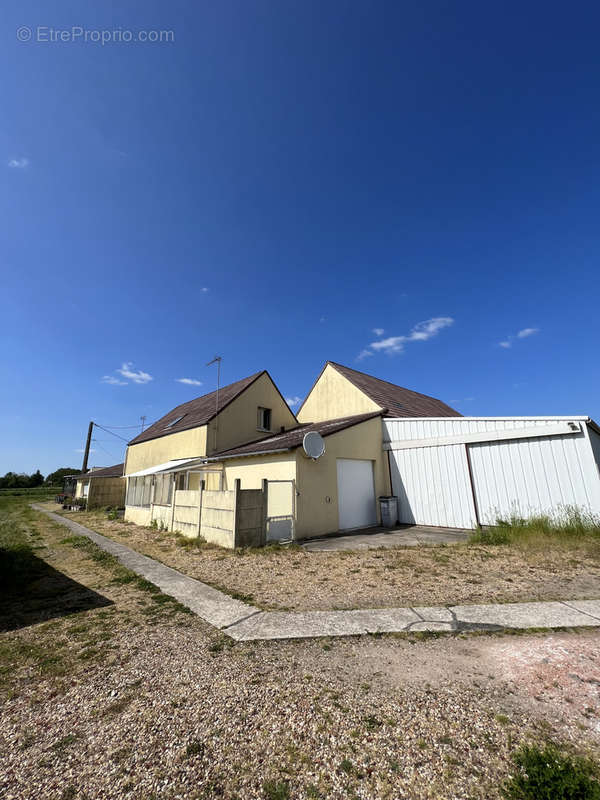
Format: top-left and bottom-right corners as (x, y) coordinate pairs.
(128, 371), (267, 446)
(300, 361), (461, 419)
(207, 412), (383, 460)
(75, 463), (124, 480)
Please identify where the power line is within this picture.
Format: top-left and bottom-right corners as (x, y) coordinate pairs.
(92, 440), (122, 463)
(93, 423), (130, 443)
(96, 423), (151, 429)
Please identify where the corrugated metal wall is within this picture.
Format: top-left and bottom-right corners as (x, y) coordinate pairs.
(384, 418), (600, 528)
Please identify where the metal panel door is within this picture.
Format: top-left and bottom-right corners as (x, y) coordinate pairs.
(336, 459), (377, 530)
(468, 435), (594, 524)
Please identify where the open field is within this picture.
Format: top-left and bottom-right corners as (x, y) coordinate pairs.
(2, 496), (600, 799)
(48, 504), (600, 612)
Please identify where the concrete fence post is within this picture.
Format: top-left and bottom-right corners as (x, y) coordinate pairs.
(233, 478), (241, 548)
(261, 479), (268, 547)
(170, 474), (177, 533)
(197, 479), (204, 539)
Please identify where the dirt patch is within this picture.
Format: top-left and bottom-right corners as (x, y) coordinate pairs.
(57, 506), (600, 612)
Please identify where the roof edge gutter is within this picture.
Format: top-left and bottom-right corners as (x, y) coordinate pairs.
(203, 448), (292, 462)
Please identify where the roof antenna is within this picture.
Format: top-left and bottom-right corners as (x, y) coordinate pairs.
(206, 356), (222, 453)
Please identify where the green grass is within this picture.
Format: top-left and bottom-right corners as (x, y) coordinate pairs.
(0, 496), (45, 592)
(502, 743), (600, 799)
(470, 508), (600, 549)
(262, 779), (290, 799)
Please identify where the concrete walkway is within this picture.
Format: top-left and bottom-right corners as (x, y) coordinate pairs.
(302, 525), (469, 552)
(33, 506), (600, 642)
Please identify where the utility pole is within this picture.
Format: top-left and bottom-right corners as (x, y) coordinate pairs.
(140, 415), (147, 432)
(82, 421), (94, 473)
(206, 356), (222, 453)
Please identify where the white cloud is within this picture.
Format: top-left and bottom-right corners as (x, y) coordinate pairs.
(285, 396), (302, 407)
(372, 328), (385, 336)
(201, 287), (209, 293)
(356, 348), (374, 361)
(116, 362), (153, 384)
(8, 157), (29, 168)
(517, 327), (539, 339)
(176, 378), (203, 386)
(498, 327), (539, 349)
(75, 448), (96, 454)
(366, 316), (454, 356)
(101, 375), (128, 385)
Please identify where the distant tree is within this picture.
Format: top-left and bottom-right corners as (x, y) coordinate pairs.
(29, 469), (44, 487)
(45, 468), (79, 486)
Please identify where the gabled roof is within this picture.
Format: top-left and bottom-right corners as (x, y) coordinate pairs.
(207, 412), (383, 460)
(299, 361), (461, 419)
(75, 463), (124, 479)
(128, 371), (275, 446)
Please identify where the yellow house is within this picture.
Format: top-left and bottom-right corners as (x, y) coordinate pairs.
(123, 362), (459, 546)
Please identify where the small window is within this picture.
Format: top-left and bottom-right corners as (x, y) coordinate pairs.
(164, 414), (186, 430)
(257, 407), (271, 431)
(177, 473), (186, 491)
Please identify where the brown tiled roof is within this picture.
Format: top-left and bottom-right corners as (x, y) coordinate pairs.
(128, 372), (265, 446)
(209, 412), (382, 459)
(323, 362), (461, 418)
(76, 463), (124, 479)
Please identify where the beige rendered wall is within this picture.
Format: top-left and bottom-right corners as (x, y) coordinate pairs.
(222, 452), (297, 490)
(206, 372), (297, 455)
(125, 425), (208, 475)
(297, 364), (381, 423)
(295, 416), (390, 539)
(124, 505), (152, 527)
(75, 479), (88, 498)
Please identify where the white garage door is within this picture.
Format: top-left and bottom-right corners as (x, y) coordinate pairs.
(336, 459), (377, 530)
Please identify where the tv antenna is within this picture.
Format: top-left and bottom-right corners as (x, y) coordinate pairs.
(206, 356), (222, 452)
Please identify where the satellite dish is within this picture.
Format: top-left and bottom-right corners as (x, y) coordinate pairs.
(302, 431), (325, 459)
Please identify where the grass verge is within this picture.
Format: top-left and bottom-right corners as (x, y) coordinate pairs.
(471, 508), (600, 550)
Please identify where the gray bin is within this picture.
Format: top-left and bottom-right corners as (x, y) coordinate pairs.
(379, 496), (398, 528)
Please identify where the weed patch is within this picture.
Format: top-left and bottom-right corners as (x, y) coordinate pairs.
(503, 743), (600, 800)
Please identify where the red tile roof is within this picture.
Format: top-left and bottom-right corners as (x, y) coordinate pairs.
(209, 412), (383, 459)
(301, 361), (461, 418)
(128, 372), (266, 446)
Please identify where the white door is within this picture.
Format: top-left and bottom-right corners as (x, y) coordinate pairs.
(337, 459), (377, 530)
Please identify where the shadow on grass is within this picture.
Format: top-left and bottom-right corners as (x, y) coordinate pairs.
(0, 550), (113, 632)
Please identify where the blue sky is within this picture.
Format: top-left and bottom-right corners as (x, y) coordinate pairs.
(2, 0), (600, 475)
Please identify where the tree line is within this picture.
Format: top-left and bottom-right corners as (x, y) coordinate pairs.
(0, 467), (78, 489)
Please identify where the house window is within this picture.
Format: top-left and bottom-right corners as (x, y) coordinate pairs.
(154, 474), (173, 505)
(126, 476), (153, 507)
(257, 407), (272, 431)
(177, 473), (186, 491)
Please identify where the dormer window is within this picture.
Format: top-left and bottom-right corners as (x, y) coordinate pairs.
(164, 414), (186, 430)
(257, 407), (271, 431)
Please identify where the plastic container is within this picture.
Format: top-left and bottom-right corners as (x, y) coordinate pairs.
(379, 496), (398, 528)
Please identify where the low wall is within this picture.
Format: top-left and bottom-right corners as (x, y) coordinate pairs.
(200, 489), (235, 547)
(124, 505), (152, 527)
(127, 480), (271, 549)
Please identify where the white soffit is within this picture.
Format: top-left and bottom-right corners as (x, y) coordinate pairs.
(125, 458), (199, 477)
